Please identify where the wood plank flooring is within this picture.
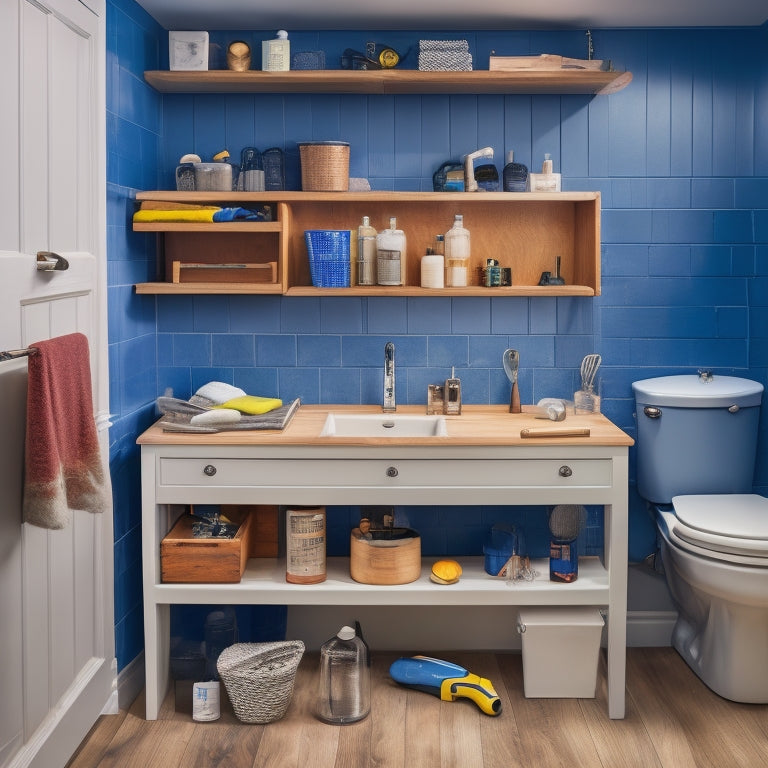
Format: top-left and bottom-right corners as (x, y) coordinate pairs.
(67, 648), (768, 768)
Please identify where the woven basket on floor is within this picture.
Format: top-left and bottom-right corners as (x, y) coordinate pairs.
(298, 141), (349, 191)
(217, 640), (305, 723)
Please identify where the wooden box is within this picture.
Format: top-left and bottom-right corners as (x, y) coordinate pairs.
(161, 506), (254, 583)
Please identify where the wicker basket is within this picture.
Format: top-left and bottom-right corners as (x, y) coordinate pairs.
(298, 141), (349, 191)
(217, 640), (305, 724)
(305, 229), (351, 287)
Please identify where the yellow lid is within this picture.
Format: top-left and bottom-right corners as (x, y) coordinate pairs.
(213, 150), (230, 162)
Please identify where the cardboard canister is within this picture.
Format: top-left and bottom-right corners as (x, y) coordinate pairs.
(286, 506), (326, 583)
(349, 528), (421, 585)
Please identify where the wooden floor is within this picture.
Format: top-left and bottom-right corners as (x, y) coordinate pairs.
(67, 648), (768, 768)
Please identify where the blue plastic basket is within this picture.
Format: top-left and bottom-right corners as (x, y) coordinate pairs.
(304, 230), (351, 288)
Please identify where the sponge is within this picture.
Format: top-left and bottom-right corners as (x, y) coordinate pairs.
(430, 559), (463, 585)
(215, 395), (283, 415)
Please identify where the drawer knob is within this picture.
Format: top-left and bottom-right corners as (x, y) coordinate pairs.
(559, 465), (573, 478)
(386, 466), (399, 478)
(203, 464), (217, 477)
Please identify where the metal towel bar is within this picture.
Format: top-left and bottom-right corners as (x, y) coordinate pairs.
(0, 347), (38, 362)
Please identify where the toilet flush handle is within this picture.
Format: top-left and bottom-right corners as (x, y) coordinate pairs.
(643, 406), (661, 419)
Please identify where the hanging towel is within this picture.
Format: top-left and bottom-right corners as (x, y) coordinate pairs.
(23, 333), (107, 529)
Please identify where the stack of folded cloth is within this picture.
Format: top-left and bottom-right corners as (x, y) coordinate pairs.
(418, 40), (472, 71)
(133, 206), (270, 223)
(157, 382), (300, 432)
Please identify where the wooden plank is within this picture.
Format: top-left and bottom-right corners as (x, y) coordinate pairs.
(143, 69), (632, 96)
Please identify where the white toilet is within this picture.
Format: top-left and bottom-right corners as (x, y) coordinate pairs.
(633, 373), (768, 703)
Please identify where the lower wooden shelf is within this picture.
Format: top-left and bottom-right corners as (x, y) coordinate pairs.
(135, 281), (284, 294)
(149, 556), (609, 606)
(135, 283), (595, 296)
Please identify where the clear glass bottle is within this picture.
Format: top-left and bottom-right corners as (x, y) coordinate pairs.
(357, 215), (378, 285)
(203, 607), (238, 680)
(316, 625), (370, 724)
(376, 216), (406, 286)
(444, 214), (470, 287)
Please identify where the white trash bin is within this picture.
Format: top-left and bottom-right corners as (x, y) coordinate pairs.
(517, 607), (604, 698)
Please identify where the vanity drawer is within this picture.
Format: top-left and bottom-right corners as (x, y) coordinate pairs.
(158, 457), (612, 490)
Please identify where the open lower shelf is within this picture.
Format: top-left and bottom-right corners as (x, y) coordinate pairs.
(152, 556), (609, 606)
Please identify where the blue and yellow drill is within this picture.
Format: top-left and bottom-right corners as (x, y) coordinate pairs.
(389, 655), (502, 716)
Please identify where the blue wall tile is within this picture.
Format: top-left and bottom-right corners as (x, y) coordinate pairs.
(107, 9), (768, 672)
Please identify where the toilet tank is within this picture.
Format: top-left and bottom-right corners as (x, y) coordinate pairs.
(632, 374), (763, 504)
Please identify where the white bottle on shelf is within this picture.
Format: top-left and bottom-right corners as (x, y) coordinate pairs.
(376, 217), (406, 286)
(262, 30), (290, 72)
(444, 214), (470, 287)
(420, 247), (444, 289)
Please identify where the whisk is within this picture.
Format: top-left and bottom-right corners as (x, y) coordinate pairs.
(580, 354), (601, 392)
(549, 504), (587, 542)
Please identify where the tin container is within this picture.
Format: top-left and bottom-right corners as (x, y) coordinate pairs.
(286, 506), (326, 584)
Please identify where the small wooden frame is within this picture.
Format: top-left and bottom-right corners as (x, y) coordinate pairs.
(171, 260), (278, 284)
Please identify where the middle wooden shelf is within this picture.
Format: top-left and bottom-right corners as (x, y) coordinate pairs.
(133, 190), (601, 297)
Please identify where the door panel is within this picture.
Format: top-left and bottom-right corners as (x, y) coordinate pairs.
(1, 0), (114, 766)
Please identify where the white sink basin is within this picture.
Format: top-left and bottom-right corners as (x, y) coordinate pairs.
(320, 413), (448, 437)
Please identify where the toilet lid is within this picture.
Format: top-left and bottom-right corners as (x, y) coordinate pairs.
(670, 494), (768, 557)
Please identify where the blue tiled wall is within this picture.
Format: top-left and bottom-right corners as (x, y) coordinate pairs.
(107, 0), (163, 671)
(107, 3), (768, 670)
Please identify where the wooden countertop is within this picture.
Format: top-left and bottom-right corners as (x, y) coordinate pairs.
(137, 404), (633, 448)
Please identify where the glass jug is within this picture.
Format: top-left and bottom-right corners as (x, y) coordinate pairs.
(316, 624), (370, 724)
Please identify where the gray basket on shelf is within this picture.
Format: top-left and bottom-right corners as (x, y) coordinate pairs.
(217, 640), (305, 723)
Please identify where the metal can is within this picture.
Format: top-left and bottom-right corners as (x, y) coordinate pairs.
(286, 506), (327, 584)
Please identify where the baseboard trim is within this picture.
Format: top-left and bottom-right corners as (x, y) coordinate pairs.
(626, 610), (676, 647)
(115, 651), (145, 711)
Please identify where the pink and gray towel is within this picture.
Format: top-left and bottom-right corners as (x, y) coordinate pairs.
(23, 333), (107, 529)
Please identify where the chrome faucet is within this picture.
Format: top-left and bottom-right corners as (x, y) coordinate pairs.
(383, 341), (395, 412)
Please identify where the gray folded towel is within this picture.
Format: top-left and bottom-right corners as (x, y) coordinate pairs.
(157, 396), (301, 433)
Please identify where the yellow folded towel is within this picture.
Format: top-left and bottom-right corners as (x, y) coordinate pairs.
(132, 207), (221, 223)
(215, 395), (283, 415)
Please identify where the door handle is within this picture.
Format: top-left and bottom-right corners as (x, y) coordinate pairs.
(36, 251), (69, 271)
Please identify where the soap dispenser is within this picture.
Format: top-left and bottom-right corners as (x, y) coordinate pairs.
(317, 624), (370, 724)
(528, 153), (561, 192)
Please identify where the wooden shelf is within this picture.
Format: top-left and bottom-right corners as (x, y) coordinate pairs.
(135, 281), (284, 295)
(133, 191), (601, 297)
(132, 221), (282, 233)
(284, 285), (595, 297)
(144, 68), (632, 96)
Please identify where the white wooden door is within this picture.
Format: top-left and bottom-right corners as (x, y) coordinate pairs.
(0, 2), (115, 768)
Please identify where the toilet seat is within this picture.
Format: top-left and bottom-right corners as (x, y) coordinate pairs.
(659, 494), (768, 563)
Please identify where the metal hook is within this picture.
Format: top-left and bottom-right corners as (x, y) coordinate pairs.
(36, 251), (69, 271)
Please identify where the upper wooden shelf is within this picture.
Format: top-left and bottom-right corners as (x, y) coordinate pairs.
(143, 68), (633, 96)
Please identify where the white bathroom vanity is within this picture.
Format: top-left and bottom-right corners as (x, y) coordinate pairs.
(139, 405), (632, 719)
